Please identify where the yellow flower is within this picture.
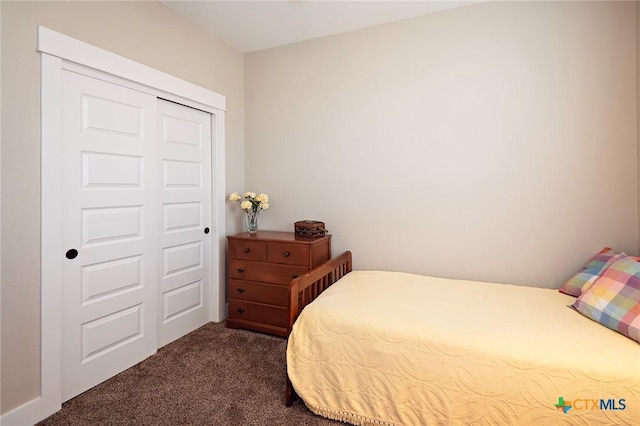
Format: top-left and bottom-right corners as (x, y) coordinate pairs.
(230, 191), (270, 214)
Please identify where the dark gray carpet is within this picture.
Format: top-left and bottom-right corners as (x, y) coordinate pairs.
(38, 322), (341, 425)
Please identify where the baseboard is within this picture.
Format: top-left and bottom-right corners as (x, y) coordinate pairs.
(1, 396), (58, 426)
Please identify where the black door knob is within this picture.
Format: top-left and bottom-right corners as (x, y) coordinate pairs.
(66, 249), (78, 260)
(204, 227), (210, 234)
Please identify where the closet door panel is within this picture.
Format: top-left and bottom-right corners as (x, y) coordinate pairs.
(157, 99), (212, 348)
(61, 71), (158, 402)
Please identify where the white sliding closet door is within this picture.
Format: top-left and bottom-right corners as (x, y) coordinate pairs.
(61, 70), (159, 401)
(60, 73), (213, 402)
(38, 28), (225, 422)
(157, 99), (211, 347)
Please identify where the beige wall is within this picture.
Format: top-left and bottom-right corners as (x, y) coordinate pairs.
(245, 1), (638, 287)
(0, 0), (245, 413)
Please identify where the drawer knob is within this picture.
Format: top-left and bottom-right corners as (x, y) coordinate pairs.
(283, 251), (290, 257)
(237, 268), (245, 273)
(244, 247), (250, 253)
(237, 308), (245, 314)
(237, 288), (245, 293)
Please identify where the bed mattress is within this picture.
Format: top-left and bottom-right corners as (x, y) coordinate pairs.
(287, 271), (640, 425)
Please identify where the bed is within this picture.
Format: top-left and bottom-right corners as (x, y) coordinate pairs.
(285, 251), (640, 425)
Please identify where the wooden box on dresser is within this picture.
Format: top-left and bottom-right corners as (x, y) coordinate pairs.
(226, 231), (331, 337)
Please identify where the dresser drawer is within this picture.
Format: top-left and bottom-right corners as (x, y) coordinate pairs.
(228, 299), (288, 328)
(267, 242), (310, 266)
(229, 259), (308, 285)
(228, 239), (266, 262)
(229, 279), (288, 306)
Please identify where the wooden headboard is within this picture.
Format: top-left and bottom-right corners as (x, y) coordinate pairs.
(287, 250), (352, 335)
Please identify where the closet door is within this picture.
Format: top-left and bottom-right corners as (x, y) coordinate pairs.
(61, 71), (158, 401)
(157, 99), (211, 347)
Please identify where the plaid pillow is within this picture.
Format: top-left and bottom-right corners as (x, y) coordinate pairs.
(572, 255), (640, 343)
(559, 247), (617, 297)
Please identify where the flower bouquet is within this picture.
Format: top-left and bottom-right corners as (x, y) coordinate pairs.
(229, 192), (269, 233)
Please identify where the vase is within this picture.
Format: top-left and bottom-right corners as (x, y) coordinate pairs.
(246, 209), (259, 233)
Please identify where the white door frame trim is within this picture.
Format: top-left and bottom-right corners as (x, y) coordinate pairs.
(19, 26), (227, 424)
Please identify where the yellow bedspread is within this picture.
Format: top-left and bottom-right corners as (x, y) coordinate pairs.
(287, 271), (640, 425)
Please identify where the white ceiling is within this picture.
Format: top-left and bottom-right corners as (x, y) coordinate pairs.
(160, 0), (485, 53)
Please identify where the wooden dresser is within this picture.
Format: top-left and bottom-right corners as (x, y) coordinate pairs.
(226, 231), (331, 337)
